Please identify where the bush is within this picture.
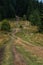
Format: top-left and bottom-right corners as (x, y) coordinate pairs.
(20, 25), (23, 28)
(1, 20), (11, 32)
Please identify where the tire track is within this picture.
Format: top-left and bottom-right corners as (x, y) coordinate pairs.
(0, 45), (6, 65)
(12, 46), (27, 65)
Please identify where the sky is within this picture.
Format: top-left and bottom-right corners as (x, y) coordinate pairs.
(39, 0), (43, 2)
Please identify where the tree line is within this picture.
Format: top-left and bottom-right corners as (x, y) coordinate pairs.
(0, 0), (43, 19)
(0, 0), (43, 32)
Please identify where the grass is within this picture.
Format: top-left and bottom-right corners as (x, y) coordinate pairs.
(14, 21), (43, 46)
(0, 32), (10, 47)
(0, 20), (14, 65)
(1, 39), (14, 65)
(16, 29), (43, 46)
(15, 45), (43, 65)
(0, 20), (43, 65)
(0, 30), (14, 65)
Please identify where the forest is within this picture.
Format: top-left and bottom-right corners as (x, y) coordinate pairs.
(0, 0), (43, 19)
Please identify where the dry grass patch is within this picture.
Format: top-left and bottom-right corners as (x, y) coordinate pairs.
(0, 33), (9, 47)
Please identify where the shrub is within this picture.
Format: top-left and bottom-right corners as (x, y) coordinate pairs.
(1, 20), (11, 32)
(20, 25), (23, 28)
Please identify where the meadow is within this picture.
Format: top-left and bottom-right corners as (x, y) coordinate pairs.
(0, 20), (43, 65)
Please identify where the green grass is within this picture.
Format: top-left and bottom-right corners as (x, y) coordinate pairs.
(0, 22), (14, 65)
(16, 29), (43, 46)
(0, 21), (43, 65)
(15, 45), (43, 65)
(1, 39), (14, 65)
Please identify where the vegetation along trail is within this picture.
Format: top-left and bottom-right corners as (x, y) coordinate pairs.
(1, 29), (27, 65)
(9, 28), (43, 65)
(0, 28), (43, 65)
(11, 29), (27, 65)
(14, 36), (43, 58)
(1, 38), (14, 65)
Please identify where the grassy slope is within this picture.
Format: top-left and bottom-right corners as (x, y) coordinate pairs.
(0, 21), (14, 65)
(0, 30), (14, 65)
(16, 29), (43, 46)
(15, 45), (43, 65)
(15, 21), (43, 65)
(14, 21), (43, 46)
(1, 39), (14, 65)
(0, 21), (43, 65)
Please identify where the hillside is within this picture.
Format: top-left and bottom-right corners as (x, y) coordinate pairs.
(0, 21), (43, 65)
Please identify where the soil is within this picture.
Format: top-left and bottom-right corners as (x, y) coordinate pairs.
(0, 46), (5, 65)
(12, 46), (27, 65)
